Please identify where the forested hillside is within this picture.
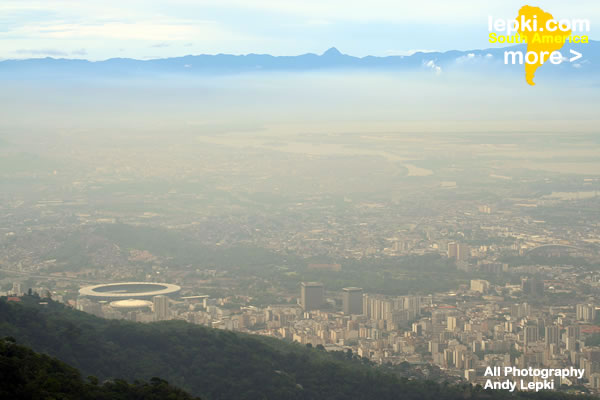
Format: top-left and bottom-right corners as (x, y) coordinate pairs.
(0, 337), (200, 399)
(0, 296), (593, 400)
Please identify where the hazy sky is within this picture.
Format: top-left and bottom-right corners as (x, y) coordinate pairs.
(1, 0), (597, 60)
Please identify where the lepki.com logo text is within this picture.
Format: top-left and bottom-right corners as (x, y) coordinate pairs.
(488, 5), (591, 85)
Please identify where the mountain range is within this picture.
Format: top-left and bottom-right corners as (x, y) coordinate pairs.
(1, 41), (598, 79)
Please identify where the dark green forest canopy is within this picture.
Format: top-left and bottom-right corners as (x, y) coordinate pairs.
(0, 337), (200, 400)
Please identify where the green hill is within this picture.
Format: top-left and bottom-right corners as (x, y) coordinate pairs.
(0, 296), (593, 400)
(0, 337), (200, 399)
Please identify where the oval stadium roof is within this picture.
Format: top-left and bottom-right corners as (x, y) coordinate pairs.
(79, 282), (181, 299)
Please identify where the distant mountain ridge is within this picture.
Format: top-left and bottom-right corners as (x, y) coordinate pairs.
(1, 42), (599, 78)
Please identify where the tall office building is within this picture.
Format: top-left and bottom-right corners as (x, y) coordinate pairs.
(153, 295), (170, 321)
(300, 282), (324, 311)
(342, 287), (363, 315)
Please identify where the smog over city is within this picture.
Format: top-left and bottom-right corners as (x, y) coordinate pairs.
(1, 1), (600, 399)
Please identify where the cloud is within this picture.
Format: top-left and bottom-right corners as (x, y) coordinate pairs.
(455, 53), (475, 63)
(4, 0), (597, 60)
(386, 49), (438, 56)
(5, 21), (233, 41)
(14, 48), (68, 56)
(151, 42), (170, 48)
(71, 48), (87, 55)
(455, 53), (496, 64)
(423, 59), (442, 75)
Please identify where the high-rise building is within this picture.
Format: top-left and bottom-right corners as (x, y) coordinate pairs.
(457, 244), (470, 261)
(577, 303), (596, 322)
(447, 316), (457, 331)
(300, 282), (324, 311)
(448, 243), (469, 261)
(545, 325), (560, 349)
(403, 295), (421, 317)
(447, 243), (457, 259)
(362, 294), (393, 321)
(566, 336), (578, 351)
(524, 325), (539, 347)
(567, 325), (581, 339)
(510, 302), (531, 319)
(342, 287), (363, 315)
(153, 295), (170, 321)
(521, 277), (544, 297)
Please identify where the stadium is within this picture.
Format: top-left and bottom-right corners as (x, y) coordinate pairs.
(79, 282), (181, 300)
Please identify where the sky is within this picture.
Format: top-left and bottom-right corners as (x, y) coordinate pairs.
(0, 0), (598, 60)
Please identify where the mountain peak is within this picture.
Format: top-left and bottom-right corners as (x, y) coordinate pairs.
(322, 47), (342, 56)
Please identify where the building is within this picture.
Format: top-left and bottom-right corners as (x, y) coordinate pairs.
(308, 263), (341, 272)
(524, 325), (539, 347)
(342, 287), (363, 315)
(79, 282), (181, 300)
(447, 243), (458, 259)
(511, 303), (531, 319)
(577, 303), (596, 322)
(470, 279), (490, 294)
(457, 244), (470, 261)
(403, 296), (421, 317)
(545, 325), (560, 349)
(10, 282), (22, 296)
(478, 205), (493, 214)
(521, 277), (544, 297)
(76, 298), (103, 317)
(301, 282), (324, 311)
(363, 294), (393, 321)
(448, 243), (470, 261)
(567, 325), (581, 339)
(153, 295), (170, 321)
(447, 316), (457, 331)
